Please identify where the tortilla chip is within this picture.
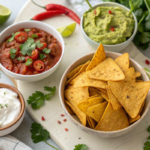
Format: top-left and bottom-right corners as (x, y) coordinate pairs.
(65, 100), (75, 115)
(88, 58), (125, 81)
(136, 80), (143, 82)
(100, 91), (109, 102)
(87, 101), (108, 122)
(135, 71), (141, 78)
(95, 103), (129, 131)
(86, 44), (106, 71)
(108, 81), (150, 118)
(98, 89), (107, 94)
(67, 64), (83, 79)
(129, 115), (140, 124)
(124, 67), (136, 82)
(66, 61), (90, 85)
(89, 87), (102, 97)
(88, 117), (97, 129)
(115, 53), (129, 73)
(70, 71), (107, 89)
(107, 86), (122, 110)
(65, 86), (89, 126)
(139, 101), (145, 115)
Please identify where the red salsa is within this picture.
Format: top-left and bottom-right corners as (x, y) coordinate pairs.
(0, 28), (62, 75)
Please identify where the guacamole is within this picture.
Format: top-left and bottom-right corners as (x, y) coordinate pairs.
(83, 7), (135, 45)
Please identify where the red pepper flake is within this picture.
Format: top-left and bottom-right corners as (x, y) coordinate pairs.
(108, 10), (112, 14)
(63, 119), (67, 122)
(65, 128), (68, 131)
(79, 137), (81, 139)
(145, 60), (150, 65)
(41, 116), (45, 121)
(57, 120), (61, 124)
(61, 114), (65, 117)
(110, 27), (115, 31)
(94, 10), (97, 15)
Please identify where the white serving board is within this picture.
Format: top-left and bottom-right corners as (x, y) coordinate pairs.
(15, 0), (150, 149)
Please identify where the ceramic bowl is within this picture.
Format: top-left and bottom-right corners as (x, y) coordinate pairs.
(0, 21), (65, 82)
(59, 52), (150, 138)
(80, 2), (138, 52)
(0, 83), (25, 136)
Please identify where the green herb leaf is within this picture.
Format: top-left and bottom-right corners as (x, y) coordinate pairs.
(32, 34), (38, 38)
(27, 86), (56, 109)
(0, 104), (3, 108)
(5, 104), (8, 107)
(118, 0), (130, 8)
(144, 141), (150, 150)
(40, 54), (46, 60)
(24, 29), (31, 32)
(7, 32), (20, 42)
(74, 144), (88, 150)
(9, 49), (17, 59)
(141, 32), (150, 44)
(25, 58), (32, 66)
(36, 40), (43, 48)
(147, 126), (150, 132)
(17, 56), (25, 61)
(20, 38), (36, 56)
(134, 8), (143, 21)
(145, 68), (150, 79)
(43, 48), (51, 54)
(30, 122), (58, 150)
(129, 0), (143, 12)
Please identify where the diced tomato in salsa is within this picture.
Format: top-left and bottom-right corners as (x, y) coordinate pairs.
(0, 28), (62, 75)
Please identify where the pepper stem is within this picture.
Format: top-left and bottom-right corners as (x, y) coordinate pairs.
(44, 141), (59, 150)
(85, 0), (93, 10)
(31, 0), (45, 9)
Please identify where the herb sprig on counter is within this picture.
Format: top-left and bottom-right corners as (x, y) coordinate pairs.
(31, 122), (59, 150)
(27, 86), (56, 109)
(74, 144), (88, 150)
(102, 0), (150, 50)
(144, 126), (150, 150)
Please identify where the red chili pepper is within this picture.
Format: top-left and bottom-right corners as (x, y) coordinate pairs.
(110, 27), (115, 31)
(108, 10), (112, 14)
(31, 0), (80, 24)
(31, 10), (66, 21)
(65, 128), (68, 131)
(57, 120), (61, 124)
(94, 10), (97, 15)
(63, 119), (67, 122)
(61, 114), (65, 117)
(41, 116), (45, 121)
(145, 60), (150, 65)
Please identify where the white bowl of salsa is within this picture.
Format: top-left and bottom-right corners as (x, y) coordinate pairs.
(81, 2), (138, 52)
(0, 21), (65, 82)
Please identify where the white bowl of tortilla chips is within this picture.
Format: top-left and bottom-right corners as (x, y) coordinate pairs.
(59, 44), (150, 138)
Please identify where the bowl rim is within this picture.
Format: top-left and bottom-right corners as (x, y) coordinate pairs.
(0, 20), (65, 78)
(59, 51), (150, 134)
(81, 2), (138, 47)
(0, 83), (25, 131)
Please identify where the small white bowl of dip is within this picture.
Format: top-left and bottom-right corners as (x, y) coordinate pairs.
(0, 83), (25, 136)
(80, 2), (138, 52)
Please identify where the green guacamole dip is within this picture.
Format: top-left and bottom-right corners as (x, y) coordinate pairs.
(83, 7), (135, 45)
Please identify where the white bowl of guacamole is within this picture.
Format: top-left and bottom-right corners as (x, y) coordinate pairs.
(81, 2), (137, 52)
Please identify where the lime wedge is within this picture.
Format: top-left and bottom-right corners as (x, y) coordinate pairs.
(0, 5), (11, 25)
(144, 68), (150, 79)
(57, 22), (76, 37)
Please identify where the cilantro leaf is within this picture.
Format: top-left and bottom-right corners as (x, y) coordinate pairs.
(141, 32), (150, 44)
(129, 0), (143, 12)
(36, 40), (43, 48)
(147, 126), (150, 132)
(17, 56), (25, 61)
(27, 86), (56, 109)
(40, 54), (46, 60)
(43, 48), (51, 54)
(74, 144), (88, 150)
(25, 58), (32, 66)
(30, 122), (58, 150)
(24, 29), (31, 32)
(20, 38), (36, 56)
(32, 34), (38, 38)
(144, 141), (150, 150)
(9, 49), (17, 59)
(7, 32), (20, 42)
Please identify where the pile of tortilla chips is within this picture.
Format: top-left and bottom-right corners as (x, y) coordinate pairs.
(64, 44), (150, 131)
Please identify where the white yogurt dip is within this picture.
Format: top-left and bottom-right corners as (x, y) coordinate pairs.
(0, 88), (21, 128)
